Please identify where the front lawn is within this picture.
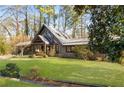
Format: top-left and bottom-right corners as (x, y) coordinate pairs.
(0, 57), (124, 86)
(0, 77), (41, 87)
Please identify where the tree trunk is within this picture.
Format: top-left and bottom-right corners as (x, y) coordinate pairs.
(72, 23), (76, 38)
(53, 7), (56, 28)
(39, 11), (42, 31)
(58, 9), (60, 31)
(16, 12), (19, 36)
(25, 7), (29, 36)
(48, 15), (50, 26)
(34, 12), (36, 35)
(53, 15), (56, 28)
(63, 13), (66, 33)
(80, 16), (83, 38)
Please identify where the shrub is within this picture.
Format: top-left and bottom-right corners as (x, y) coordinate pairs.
(73, 46), (95, 60)
(105, 40), (124, 63)
(28, 54), (35, 58)
(43, 54), (48, 58)
(95, 52), (107, 61)
(27, 66), (40, 79)
(87, 50), (96, 60)
(0, 63), (20, 78)
(120, 50), (124, 64)
(35, 50), (48, 58)
(107, 41), (122, 63)
(48, 49), (56, 57)
(0, 36), (12, 55)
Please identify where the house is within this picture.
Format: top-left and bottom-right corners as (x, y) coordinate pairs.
(16, 24), (89, 57)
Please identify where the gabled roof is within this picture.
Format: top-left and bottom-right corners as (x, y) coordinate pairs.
(62, 38), (89, 45)
(38, 35), (49, 44)
(15, 24), (89, 47)
(15, 41), (31, 47)
(32, 24), (89, 46)
(43, 24), (89, 45)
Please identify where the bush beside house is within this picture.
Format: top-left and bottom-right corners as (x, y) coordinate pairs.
(73, 46), (107, 61)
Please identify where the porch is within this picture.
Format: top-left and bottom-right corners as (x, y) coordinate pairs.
(26, 43), (59, 56)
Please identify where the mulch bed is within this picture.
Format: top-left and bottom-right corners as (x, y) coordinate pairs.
(21, 76), (106, 87)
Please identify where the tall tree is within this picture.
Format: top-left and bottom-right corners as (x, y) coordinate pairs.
(0, 6), (23, 35)
(24, 6), (29, 36)
(52, 6), (57, 28)
(39, 11), (42, 31)
(74, 5), (124, 62)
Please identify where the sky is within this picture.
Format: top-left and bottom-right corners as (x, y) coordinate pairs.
(0, 5), (91, 37)
(0, 5), (91, 26)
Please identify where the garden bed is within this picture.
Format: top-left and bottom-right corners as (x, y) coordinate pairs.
(21, 76), (106, 87)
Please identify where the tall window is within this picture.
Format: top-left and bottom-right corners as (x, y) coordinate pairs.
(55, 45), (59, 53)
(66, 46), (74, 53)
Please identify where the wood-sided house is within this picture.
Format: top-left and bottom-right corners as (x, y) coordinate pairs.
(16, 24), (89, 57)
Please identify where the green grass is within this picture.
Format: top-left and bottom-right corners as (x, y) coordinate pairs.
(0, 57), (124, 86)
(0, 77), (41, 87)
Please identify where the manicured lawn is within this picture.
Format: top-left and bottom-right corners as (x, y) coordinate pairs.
(0, 57), (124, 86)
(0, 77), (41, 87)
